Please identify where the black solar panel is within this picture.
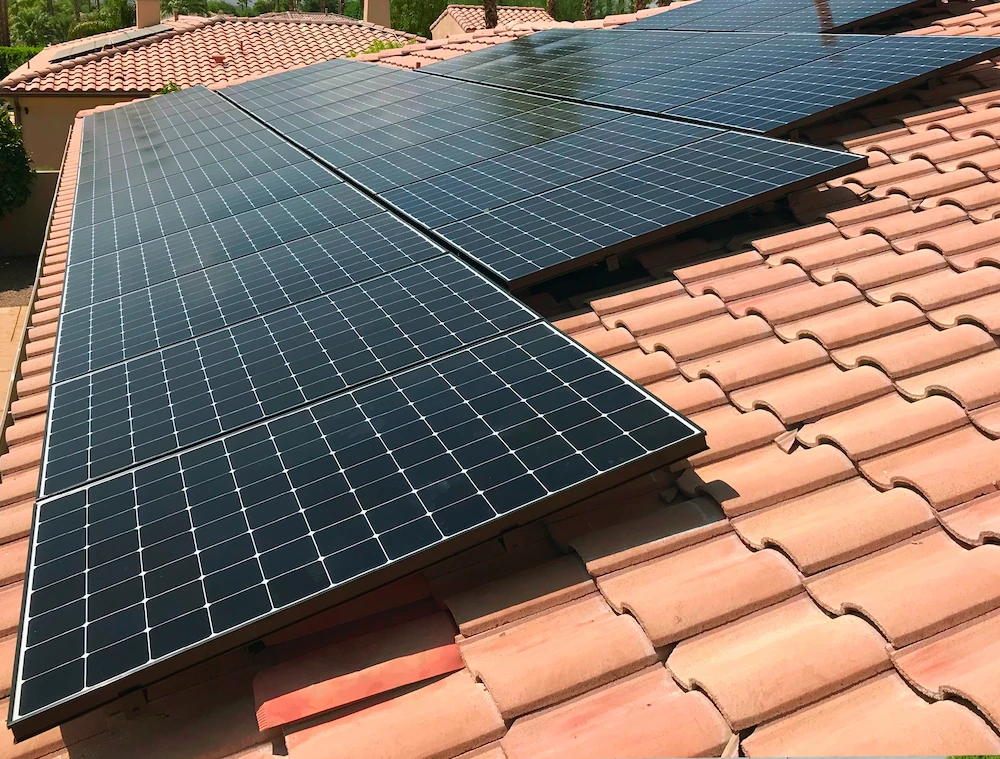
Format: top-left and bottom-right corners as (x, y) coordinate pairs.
(17, 320), (702, 735)
(48, 23), (173, 64)
(13, 83), (706, 740)
(420, 28), (1000, 135)
(621, 0), (933, 32)
(221, 59), (861, 286)
(43, 255), (537, 495)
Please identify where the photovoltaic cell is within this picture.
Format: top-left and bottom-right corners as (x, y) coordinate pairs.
(42, 256), (537, 496)
(17, 322), (702, 730)
(420, 28), (1000, 135)
(620, 0), (933, 32)
(53, 219), (444, 382)
(220, 58), (861, 286)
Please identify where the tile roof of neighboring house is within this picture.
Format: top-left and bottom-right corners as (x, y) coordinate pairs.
(0, 14), (419, 95)
(354, 4), (680, 68)
(431, 5), (555, 34)
(5, 1), (1000, 756)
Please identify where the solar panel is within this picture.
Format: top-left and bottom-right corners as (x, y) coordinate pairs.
(43, 255), (538, 496)
(621, 0), (933, 32)
(13, 84), (706, 740)
(419, 29), (1000, 135)
(49, 23), (172, 64)
(220, 59), (862, 287)
(17, 320), (703, 736)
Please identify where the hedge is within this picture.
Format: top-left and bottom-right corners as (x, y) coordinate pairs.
(0, 46), (43, 80)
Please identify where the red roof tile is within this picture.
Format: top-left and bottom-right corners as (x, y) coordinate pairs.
(0, 14), (420, 94)
(432, 5), (554, 33)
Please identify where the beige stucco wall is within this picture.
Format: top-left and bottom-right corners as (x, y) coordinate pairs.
(10, 94), (143, 170)
(431, 13), (466, 38)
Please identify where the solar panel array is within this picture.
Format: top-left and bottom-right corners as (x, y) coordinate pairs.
(221, 58), (862, 286)
(12, 85), (706, 738)
(423, 28), (1000, 134)
(48, 24), (172, 64)
(622, 0), (930, 32)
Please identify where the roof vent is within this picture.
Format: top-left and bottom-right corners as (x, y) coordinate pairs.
(211, 53), (226, 65)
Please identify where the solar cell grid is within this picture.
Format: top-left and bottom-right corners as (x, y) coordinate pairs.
(668, 33), (1000, 131)
(432, 131), (858, 283)
(18, 321), (700, 723)
(43, 256), (538, 496)
(61, 188), (391, 313)
(420, 28), (1000, 135)
(54, 216), (444, 381)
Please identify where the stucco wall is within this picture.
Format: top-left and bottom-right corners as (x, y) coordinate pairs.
(13, 94), (143, 169)
(431, 14), (466, 38)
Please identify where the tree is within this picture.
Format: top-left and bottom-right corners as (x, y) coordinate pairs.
(545, 0), (556, 18)
(583, 0), (592, 18)
(0, 104), (34, 219)
(102, 0), (134, 29)
(633, 0), (645, 9)
(0, 0), (11, 45)
(11, 3), (58, 45)
(483, 0), (496, 27)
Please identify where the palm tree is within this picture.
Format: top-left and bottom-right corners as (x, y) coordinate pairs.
(583, 0), (593, 19)
(634, 0), (646, 10)
(0, 0), (10, 46)
(545, 0), (555, 18)
(483, 0), (497, 27)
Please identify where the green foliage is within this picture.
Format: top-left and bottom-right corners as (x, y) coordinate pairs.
(0, 104), (34, 219)
(156, 80), (180, 92)
(160, 0), (206, 14)
(68, 18), (109, 36)
(10, 2), (58, 45)
(249, 0), (272, 12)
(346, 37), (403, 56)
(206, 0), (236, 12)
(389, 0), (446, 36)
(0, 45), (42, 78)
(100, 0), (134, 28)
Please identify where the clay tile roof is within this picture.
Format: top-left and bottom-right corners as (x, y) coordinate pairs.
(8, 0), (1000, 755)
(432, 4), (555, 33)
(0, 14), (421, 94)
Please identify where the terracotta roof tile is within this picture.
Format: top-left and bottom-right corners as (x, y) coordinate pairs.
(805, 528), (1000, 647)
(672, 250), (764, 285)
(775, 299), (926, 347)
(831, 323), (995, 376)
(571, 326), (635, 357)
(253, 612), (462, 730)
(568, 496), (728, 575)
(970, 399), (1000, 436)
(860, 424), (1000, 508)
(894, 607), (1000, 732)
(732, 478), (935, 574)
(895, 349), (1000, 409)
(434, 5), (554, 33)
(589, 280), (685, 315)
(601, 293), (726, 335)
(645, 375), (727, 415)
(459, 595), (656, 719)
(677, 443), (856, 517)
(682, 405), (785, 467)
(867, 264), (1000, 308)
(636, 314), (771, 361)
(743, 671), (1000, 756)
(604, 348), (678, 385)
(679, 337), (828, 390)
(733, 280), (865, 323)
(687, 263), (807, 301)
(500, 666), (732, 759)
(814, 249), (948, 289)
(929, 290), (1000, 332)
(283, 670), (505, 759)
(667, 593), (891, 730)
(750, 222), (840, 256)
(1, 16), (420, 94)
(598, 534), (801, 646)
(443, 555), (594, 636)
(765, 233), (891, 271)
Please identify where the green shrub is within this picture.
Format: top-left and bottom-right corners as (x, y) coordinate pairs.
(10, 3), (60, 46)
(102, 0), (136, 30)
(0, 46), (42, 79)
(0, 105), (35, 219)
(156, 81), (181, 93)
(68, 19), (111, 38)
(346, 38), (405, 57)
